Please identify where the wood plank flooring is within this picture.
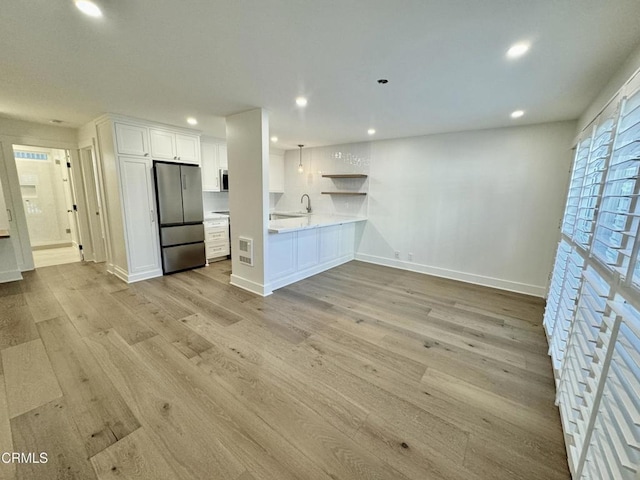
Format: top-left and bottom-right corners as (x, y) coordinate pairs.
(0, 260), (570, 479)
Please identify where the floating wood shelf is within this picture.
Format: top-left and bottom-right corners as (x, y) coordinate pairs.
(321, 174), (368, 178)
(321, 192), (367, 195)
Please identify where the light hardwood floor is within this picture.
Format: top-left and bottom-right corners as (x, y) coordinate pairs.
(0, 260), (570, 479)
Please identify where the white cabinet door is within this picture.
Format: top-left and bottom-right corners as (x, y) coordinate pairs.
(118, 156), (161, 279)
(115, 123), (149, 157)
(339, 223), (356, 257)
(319, 224), (341, 262)
(269, 154), (284, 193)
(269, 232), (297, 280)
(149, 129), (176, 160)
(176, 134), (200, 164)
(201, 142), (220, 191)
(297, 229), (320, 270)
(218, 144), (228, 169)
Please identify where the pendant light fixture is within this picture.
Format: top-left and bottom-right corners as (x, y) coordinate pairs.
(297, 144), (304, 173)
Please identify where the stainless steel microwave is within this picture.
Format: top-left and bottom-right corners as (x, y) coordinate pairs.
(219, 169), (228, 191)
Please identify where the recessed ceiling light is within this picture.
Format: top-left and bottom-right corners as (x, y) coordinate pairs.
(270, 136), (278, 143)
(186, 117), (198, 125)
(295, 97), (308, 107)
(506, 42), (530, 59)
(367, 128), (376, 135)
(49, 119), (63, 124)
(74, 0), (102, 17)
(511, 110), (525, 119)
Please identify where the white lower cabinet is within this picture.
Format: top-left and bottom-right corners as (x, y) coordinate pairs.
(204, 217), (229, 260)
(268, 222), (360, 291)
(118, 156), (162, 280)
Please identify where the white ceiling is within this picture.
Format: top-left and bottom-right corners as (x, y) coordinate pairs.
(1, 0), (640, 149)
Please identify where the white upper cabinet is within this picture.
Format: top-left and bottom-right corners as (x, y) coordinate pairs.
(149, 129), (176, 160)
(201, 141), (220, 192)
(218, 144), (228, 169)
(115, 123), (149, 157)
(149, 129), (200, 164)
(175, 134), (200, 164)
(269, 153), (284, 193)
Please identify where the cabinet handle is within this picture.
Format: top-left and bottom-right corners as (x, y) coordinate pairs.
(182, 174), (187, 190)
(144, 153), (149, 157)
(6, 209), (12, 222)
(150, 210), (155, 223)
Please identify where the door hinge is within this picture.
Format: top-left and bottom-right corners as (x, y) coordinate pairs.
(78, 244), (83, 251)
(67, 161), (71, 168)
(73, 204), (78, 211)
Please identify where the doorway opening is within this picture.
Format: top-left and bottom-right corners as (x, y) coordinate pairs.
(12, 144), (82, 268)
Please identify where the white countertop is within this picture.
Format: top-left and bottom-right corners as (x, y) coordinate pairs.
(269, 214), (366, 233)
(204, 212), (229, 220)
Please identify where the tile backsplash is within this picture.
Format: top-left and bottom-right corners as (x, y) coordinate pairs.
(273, 142), (370, 217)
(202, 191), (229, 213)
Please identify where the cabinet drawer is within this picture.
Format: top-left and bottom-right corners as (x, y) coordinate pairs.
(204, 219), (228, 229)
(206, 243), (230, 258)
(205, 229), (228, 243)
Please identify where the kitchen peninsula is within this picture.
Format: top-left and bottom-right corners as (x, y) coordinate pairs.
(268, 213), (366, 291)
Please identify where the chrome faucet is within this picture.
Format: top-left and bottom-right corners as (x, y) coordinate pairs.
(301, 194), (312, 213)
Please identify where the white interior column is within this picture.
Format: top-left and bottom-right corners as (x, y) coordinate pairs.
(226, 108), (271, 296)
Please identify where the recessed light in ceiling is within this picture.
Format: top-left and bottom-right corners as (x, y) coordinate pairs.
(49, 119), (63, 124)
(270, 136), (278, 143)
(506, 42), (530, 59)
(367, 128), (376, 135)
(74, 0), (102, 17)
(186, 117), (198, 125)
(295, 97), (308, 107)
(511, 110), (525, 119)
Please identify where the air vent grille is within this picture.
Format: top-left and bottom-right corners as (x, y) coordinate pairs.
(238, 237), (253, 266)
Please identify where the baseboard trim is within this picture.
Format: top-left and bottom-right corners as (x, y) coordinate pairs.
(230, 274), (272, 297)
(354, 253), (546, 298)
(126, 269), (163, 283)
(0, 270), (23, 283)
(113, 266), (129, 283)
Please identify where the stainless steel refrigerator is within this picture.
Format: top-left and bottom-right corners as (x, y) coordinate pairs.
(153, 161), (206, 274)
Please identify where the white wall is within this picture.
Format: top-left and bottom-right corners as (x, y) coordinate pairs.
(227, 108), (270, 295)
(358, 121), (577, 297)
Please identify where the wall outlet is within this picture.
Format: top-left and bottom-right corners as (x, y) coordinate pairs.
(394, 251), (400, 259)
(408, 253), (413, 261)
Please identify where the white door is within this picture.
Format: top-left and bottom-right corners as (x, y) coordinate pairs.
(81, 147), (106, 262)
(175, 134), (200, 164)
(118, 156), (161, 279)
(149, 129), (176, 160)
(115, 123), (149, 157)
